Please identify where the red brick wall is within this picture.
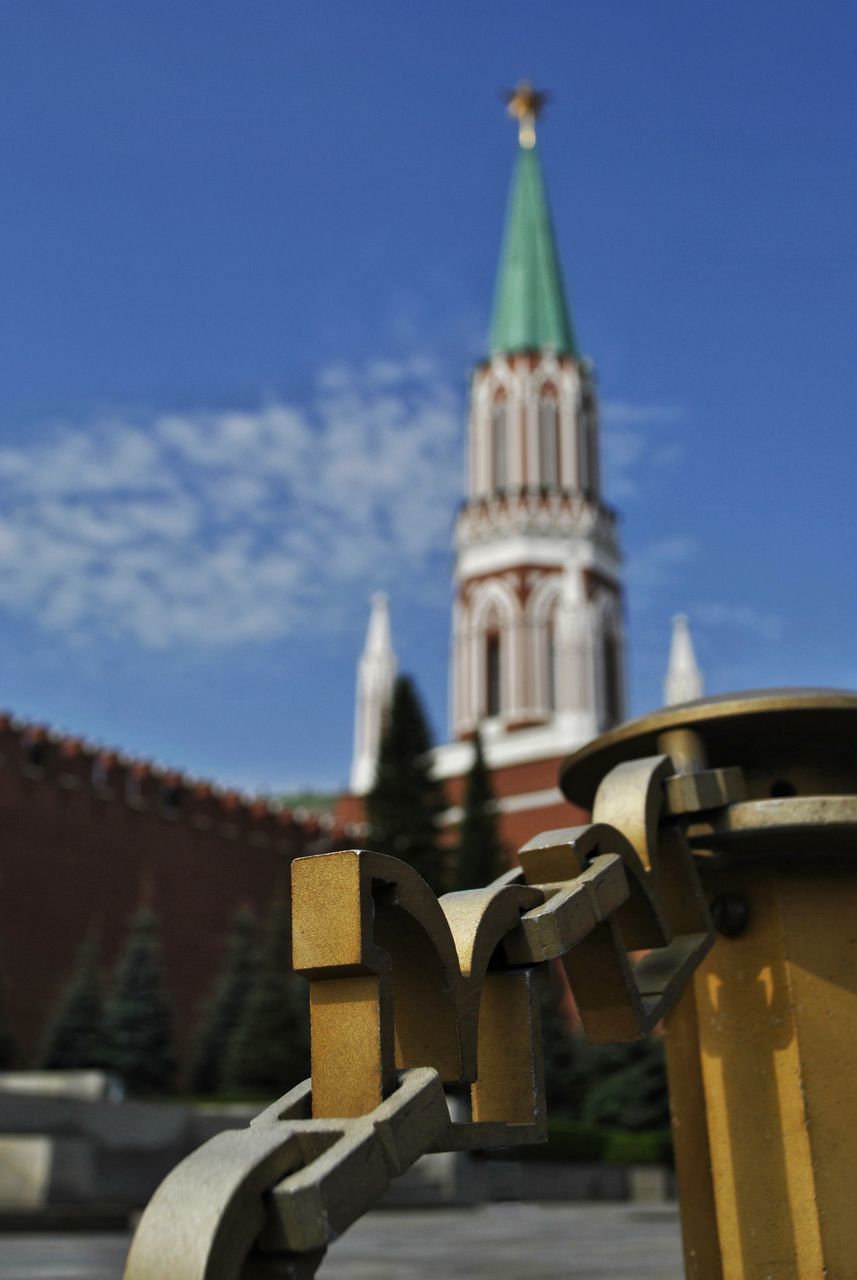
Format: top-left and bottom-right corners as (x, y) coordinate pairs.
(0, 718), (327, 1070)
(336, 751), (588, 869)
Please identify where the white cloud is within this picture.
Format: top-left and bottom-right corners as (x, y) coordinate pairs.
(601, 429), (645, 499)
(600, 401), (685, 499)
(628, 535), (700, 601)
(601, 401), (684, 427)
(0, 360), (463, 649)
(690, 602), (784, 643)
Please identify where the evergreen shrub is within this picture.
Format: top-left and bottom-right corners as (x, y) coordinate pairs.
(39, 936), (104, 1070)
(365, 675), (446, 893)
(189, 906), (258, 1096)
(222, 902), (309, 1098)
(102, 907), (177, 1095)
(453, 729), (503, 890)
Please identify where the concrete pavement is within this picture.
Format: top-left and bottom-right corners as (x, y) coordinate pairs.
(0, 1203), (684, 1279)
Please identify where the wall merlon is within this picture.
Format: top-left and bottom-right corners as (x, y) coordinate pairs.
(0, 709), (312, 845)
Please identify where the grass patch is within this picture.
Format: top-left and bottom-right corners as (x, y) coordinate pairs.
(513, 1117), (673, 1165)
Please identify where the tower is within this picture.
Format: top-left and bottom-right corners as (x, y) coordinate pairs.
(349, 593), (397, 795)
(664, 613), (704, 706)
(344, 87), (628, 851)
(445, 87), (625, 768)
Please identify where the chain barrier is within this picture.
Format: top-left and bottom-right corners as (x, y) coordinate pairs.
(124, 750), (723, 1279)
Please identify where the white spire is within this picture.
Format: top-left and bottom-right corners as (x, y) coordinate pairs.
(365, 590), (392, 657)
(664, 613), (704, 707)
(349, 593), (397, 795)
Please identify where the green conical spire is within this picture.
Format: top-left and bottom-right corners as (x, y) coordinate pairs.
(489, 144), (579, 358)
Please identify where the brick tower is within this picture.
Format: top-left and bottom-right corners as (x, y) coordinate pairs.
(344, 88), (627, 852)
(432, 86), (626, 846)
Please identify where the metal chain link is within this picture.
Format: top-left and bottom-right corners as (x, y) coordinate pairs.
(124, 757), (723, 1278)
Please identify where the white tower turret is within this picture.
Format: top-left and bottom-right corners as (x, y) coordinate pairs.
(446, 104), (625, 752)
(350, 593), (397, 795)
(664, 613), (704, 706)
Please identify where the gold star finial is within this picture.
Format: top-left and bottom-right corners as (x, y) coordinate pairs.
(503, 81), (550, 148)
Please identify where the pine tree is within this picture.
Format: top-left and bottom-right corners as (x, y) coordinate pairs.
(453, 729), (503, 889)
(102, 907), (177, 1096)
(39, 935), (104, 1070)
(581, 1038), (670, 1131)
(364, 674), (446, 893)
(221, 902), (309, 1099)
(540, 977), (578, 1116)
(189, 906), (258, 1096)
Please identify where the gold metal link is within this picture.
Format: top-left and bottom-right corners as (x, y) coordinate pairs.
(124, 1068), (450, 1280)
(125, 745), (724, 1278)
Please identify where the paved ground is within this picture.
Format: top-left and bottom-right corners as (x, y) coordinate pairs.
(0, 1204), (684, 1279)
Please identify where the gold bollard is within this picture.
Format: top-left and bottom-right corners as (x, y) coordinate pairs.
(561, 690), (857, 1280)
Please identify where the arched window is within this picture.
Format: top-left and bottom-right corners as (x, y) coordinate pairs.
(579, 395), (599, 498)
(491, 401), (508, 491)
(603, 632), (622, 727)
(485, 632), (501, 717)
(538, 396), (559, 488)
(587, 409), (600, 498)
(577, 400), (589, 493)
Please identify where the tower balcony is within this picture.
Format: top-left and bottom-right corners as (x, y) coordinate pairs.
(455, 485), (620, 556)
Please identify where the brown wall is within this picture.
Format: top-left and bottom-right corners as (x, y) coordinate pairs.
(0, 716), (333, 1070)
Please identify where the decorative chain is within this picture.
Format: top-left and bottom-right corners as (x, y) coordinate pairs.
(124, 752), (735, 1280)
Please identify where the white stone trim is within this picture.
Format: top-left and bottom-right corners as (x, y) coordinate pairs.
(433, 712), (597, 779)
(473, 376), (491, 495)
(499, 785), (565, 813)
(455, 493), (622, 565)
(468, 401), (478, 501)
(457, 534), (621, 584)
(437, 784), (566, 828)
(525, 572), (563, 718)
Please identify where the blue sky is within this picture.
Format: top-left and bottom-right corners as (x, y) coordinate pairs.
(1, 1), (855, 793)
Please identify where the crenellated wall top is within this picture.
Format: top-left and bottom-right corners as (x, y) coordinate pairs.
(0, 711), (356, 851)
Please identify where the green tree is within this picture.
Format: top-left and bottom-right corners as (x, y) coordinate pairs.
(540, 976), (578, 1115)
(581, 1037), (670, 1131)
(365, 674), (446, 892)
(102, 907), (177, 1095)
(222, 902), (309, 1098)
(189, 906), (258, 1096)
(453, 729), (503, 889)
(39, 936), (104, 1070)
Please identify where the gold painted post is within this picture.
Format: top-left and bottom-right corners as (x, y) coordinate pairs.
(561, 690), (857, 1280)
(124, 688), (856, 1278)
